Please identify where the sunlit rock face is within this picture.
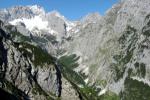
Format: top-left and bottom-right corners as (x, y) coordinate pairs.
(0, 0), (150, 99)
(62, 0), (150, 98)
(0, 21), (80, 100)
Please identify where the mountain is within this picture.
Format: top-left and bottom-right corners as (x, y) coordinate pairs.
(62, 0), (150, 99)
(0, 0), (150, 100)
(0, 5), (77, 41)
(0, 19), (82, 100)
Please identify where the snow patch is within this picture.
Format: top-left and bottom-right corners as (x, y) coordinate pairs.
(98, 88), (107, 96)
(9, 16), (59, 35)
(82, 67), (89, 75)
(66, 21), (76, 32)
(84, 78), (89, 84)
(9, 16), (48, 31)
(78, 84), (84, 88)
(74, 64), (89, 75)
(29, 5), (45, 15)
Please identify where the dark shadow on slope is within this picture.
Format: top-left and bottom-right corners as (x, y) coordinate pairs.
(54, 63), (62, 97)
(0, 88), (18, 100)
(0, 28), (8, 87)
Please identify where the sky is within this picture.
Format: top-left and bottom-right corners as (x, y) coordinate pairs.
(0, 0), (119, 20)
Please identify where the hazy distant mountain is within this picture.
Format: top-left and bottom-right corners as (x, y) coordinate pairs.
(0, 0), (150, 100)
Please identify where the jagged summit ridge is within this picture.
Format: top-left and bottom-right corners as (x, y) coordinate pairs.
(29, 5), (45, 14)
(0, 5), (102, 41)
(1, 0), (150, 99)
(81, 12), (101, 23)
(2, 5), (77, 41)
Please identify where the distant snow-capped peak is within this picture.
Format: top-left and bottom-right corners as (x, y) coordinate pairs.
(8, 5), (77, 38)
(6, 5), (101, 40)
(28, 5), (46, 15)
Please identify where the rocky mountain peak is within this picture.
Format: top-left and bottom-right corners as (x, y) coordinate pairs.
(48, 10), (65, 19)
(81, 12), (102, 23)
(28, 5), (46, 15)
(1, 0), (150, 99)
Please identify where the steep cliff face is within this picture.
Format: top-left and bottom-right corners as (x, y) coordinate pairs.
(0, 20), (59, 100)
(0, 0), (150, 100)
(62, 0), (150, 99)
(0, 20), (80, 100)
(0, 5), (76, 42)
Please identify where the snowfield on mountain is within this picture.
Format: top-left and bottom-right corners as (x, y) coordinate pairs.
(0, 0), (150, 100)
